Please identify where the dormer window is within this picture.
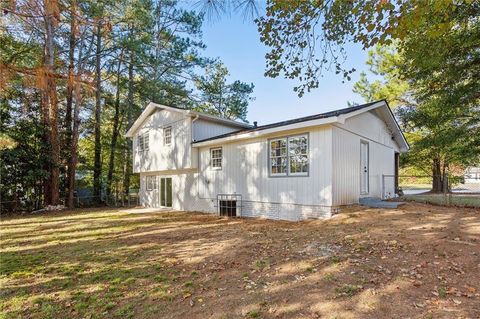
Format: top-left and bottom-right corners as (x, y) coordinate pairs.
(164, 126), (172, 145)
(137, 133), (149, 152)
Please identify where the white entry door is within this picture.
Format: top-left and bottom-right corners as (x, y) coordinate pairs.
(360, 141), (369, 194)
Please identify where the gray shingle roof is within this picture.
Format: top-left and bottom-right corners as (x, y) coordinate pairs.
(192, 100), (385, 144)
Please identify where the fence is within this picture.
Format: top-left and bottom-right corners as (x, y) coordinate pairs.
(0, 192), (140, 215)
(382, 174), (480, 208)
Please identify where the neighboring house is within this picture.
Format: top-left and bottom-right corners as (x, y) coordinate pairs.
(464, 167), (480, 183)
(126, 100), (409, 221)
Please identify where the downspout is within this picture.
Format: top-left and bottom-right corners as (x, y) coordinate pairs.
(190, 114), (200, 195)
(191, 115), (200, 167)
(191, 114), (200, 169)
(187, 113), (200, 167)
(191, 114), (200, 142)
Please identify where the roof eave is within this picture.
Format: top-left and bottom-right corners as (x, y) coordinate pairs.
(339, 100), (409, 152)
(125, 102), (251, 137)
(381, 100), (410, 152)
(187, 110), (252, 129)
(192, 116), (340, 147)
(192, 100), (410, 152)
(125, 102), (158, 138)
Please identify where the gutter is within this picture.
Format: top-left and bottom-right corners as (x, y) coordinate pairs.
(192, 116), (340, 147)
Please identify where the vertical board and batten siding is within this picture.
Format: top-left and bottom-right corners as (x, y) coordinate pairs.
(139, 172), (214, 211)
(133, 110), (192, 173)
(135, 109), (250, 212)
(332, 110), (399, 206)
(135, 105), (404, 220)
(196, 126), (334, 220)
(191, 118), (246, 170)
(140, 174), (159, 208)
(338, 110), (400, 150)
(192, 119), (243, 141)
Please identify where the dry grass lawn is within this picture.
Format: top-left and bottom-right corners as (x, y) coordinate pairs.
(1, 203), (479, 318)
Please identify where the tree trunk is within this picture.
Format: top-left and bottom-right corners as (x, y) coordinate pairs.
(42, 3), (60, 205)
(67, 81), (82, 208)
(106, 56), (123, 197)
(66, 28), (95, 207)
(123, 55), (134, 200)
(64, 0), (76, 205)
(431, 157), (447, 193)
(93, 21), (103, 202)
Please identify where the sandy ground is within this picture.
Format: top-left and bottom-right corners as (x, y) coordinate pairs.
(1, 203), (479, 318)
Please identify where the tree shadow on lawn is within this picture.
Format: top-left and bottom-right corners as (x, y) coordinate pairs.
(0, 207), (128, 227)
(1, 209), (231, 242)
(1, 204), (479, 319)
(1, 219), (201, 249)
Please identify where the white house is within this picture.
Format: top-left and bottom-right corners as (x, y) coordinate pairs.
(464, 167), (480, 183)
(126, 100), (409, 221)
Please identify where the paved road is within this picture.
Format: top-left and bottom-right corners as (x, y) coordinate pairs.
(402, 182), (480, 195)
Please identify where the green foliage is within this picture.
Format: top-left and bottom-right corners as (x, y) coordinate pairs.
(255, 0), (476, 96)
(194, 63), (254, 122)
(354, 36), (479, 187)
(353, 43), (411, 109)
(1, 0), (254, 210)
(0, 37), (49, 210)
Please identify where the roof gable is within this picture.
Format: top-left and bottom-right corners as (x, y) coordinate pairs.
(192, 100), (409, 152)
(125, 102), (251, 137)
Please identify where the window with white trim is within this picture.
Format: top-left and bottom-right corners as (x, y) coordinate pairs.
(146, 175), (157, 191)
(269, 134), (308, 176)
(210, 147), (223, 169)
(163, 126), (172, 145)
(137, 133), (149, 152)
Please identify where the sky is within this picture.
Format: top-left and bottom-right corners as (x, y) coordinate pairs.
(194, 4), (372, 125)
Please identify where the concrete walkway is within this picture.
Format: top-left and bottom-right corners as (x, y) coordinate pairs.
(359, 197), (404, 209)
(119, 207), (174, 214)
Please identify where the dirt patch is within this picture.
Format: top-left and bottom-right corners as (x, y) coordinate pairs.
(1, 203), (479, 318)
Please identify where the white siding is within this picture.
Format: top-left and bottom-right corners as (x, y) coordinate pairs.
(139, 172), (213, 211)
(135, 106), (404, 220)
(196, 126), (333, 215)
(338, 110), (400, 151)
(133, 110), (192, 173)
(139, 174), (159, 207)
(193, 119), (242, 141)
(332, 110), (397, 206)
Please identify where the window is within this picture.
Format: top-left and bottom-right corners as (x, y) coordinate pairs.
(210, 147), (223, 169)
(146, 175), (157, 191)
(137, 133), (149, 152)
(219, 200), (237, 217)
(270, 138), (287, 175)
(163, 126), (172, 145)
(288, 135), (308, 175)
(269, 134), (308, 176)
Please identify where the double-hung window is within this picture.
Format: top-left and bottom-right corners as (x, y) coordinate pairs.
(269, 134), (308, 176)
(210, 147), (223, 169)
(137, 133), (149, 152)
(146, 176), (157, 191)
(163, 126), (172, 145)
